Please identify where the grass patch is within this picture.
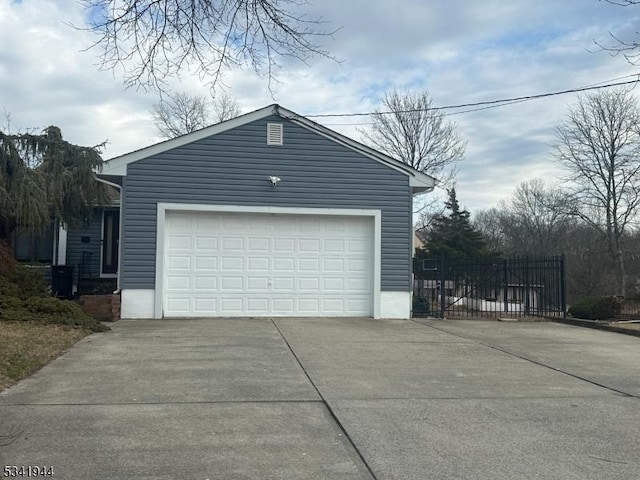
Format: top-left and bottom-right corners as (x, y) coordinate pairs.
(0, 246), (111, 392)
(0, 321), (91, 391)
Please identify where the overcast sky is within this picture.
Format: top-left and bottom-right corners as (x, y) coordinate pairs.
(2, 0), (640, 214)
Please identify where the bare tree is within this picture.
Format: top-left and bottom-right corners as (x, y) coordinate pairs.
(151, 92), (241, 138)
(151, 92), (209, 138)
(554, 89), (640, 296)
(212, 94), (240, 124)
(79, 0), (337, 93)
(503, 179), (575, 256)
(473, 208), (509, 255)
(359, 89), (466, 186)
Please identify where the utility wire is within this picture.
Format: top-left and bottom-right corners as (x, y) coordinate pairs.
(307, 78), (640, 119)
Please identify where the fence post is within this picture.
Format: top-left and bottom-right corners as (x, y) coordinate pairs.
(560, 255), (567, 318)
(503, 258), (509, 313)
(524, 255), (530, 315)
(440, 255), (446, 317)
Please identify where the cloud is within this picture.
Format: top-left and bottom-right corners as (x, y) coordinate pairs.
(1, 0), (640, 213)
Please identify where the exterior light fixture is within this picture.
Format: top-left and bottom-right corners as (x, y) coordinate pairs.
(268, 176), (282, 186)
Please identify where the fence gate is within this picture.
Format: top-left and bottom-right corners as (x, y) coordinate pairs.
(413, 255), (566, 318)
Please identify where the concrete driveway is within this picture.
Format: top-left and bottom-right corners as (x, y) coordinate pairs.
(1, 318), (639, 479)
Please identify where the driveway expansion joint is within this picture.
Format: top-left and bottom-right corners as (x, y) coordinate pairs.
(271, 319), (379, 480)
(418, 320), (638, 399)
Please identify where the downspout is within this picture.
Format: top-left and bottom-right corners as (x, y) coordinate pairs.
(94, 175), (123, 293)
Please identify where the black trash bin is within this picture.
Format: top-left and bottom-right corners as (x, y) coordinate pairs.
(51, 265), (74, 299)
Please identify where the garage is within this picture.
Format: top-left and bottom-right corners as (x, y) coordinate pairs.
(103, 105), (436, 319)
(162, 210), (375, 317)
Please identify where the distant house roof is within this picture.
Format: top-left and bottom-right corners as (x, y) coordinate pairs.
(99, 104), (437, 194)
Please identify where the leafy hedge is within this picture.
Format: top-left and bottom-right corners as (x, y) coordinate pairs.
(568, 296), (618, 320)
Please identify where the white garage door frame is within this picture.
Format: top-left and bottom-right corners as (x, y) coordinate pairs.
(153, 203), (382, 318)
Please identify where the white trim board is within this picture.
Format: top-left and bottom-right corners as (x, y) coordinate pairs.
(153, 203), (382, 319)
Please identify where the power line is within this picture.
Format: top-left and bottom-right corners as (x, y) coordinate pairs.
(306, 78), (640, 119)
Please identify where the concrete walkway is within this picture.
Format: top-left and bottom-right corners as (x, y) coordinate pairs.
(1, 318), (639, 479)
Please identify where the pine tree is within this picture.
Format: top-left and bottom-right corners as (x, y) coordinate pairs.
(424, 188), (488, 259)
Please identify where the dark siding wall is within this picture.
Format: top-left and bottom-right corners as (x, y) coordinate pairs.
(122, 116), (412, 290)
(67, 210), (102, 280)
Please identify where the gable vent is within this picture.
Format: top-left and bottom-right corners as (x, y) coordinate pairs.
(267, 123), (283, 145)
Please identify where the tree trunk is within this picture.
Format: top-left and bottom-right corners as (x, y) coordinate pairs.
(615, 248), (627, 298)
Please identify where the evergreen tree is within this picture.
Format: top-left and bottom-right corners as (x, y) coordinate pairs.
(0, 126), (110, 242)
(424, 188), (488, 259)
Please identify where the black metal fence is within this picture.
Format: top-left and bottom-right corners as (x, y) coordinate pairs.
(413, 255), (566, 318)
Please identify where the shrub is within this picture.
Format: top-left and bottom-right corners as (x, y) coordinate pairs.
(20, 297), (109, 332)
(7, 267), (48, 299)
(568, 296), (617, 320)
(0, 276), (21, 299)
(0, 281), (109, 333)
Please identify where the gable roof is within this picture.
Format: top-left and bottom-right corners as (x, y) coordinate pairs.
(99, 104), (437, 193)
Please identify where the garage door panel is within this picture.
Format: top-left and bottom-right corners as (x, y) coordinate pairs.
(323, 277), (344, 291)
(195, 256), (217, 270)
(194, 276), (217, 290)
(324, 238), (346, 253)
(298, 298), (320, 313)
(274, 238), (295, 252)
(273, 277), (295, 291)
(323, 258), (345, 272)
(348, 276), (370, 292)
(274, 218), (297, 233)
(247, 297), (269, 313)
(274, 257), (295, 271)
(299, 258), (320, 272)
(299, 238), (321, 252)
(166, 297), (190, 315)
(167, 276), (191, 290)
(348, 296), (371, 311)
(163, 211), (374, 317)
(195, 236), (218, 250)
(322, 298), (346, 313)
(221, 276), (243, 290)
(221, 216), (244, 232)
(248, 257), (269, 271)
(168, 235), (192, 250)
(248, 237), (270, 251)
(247, 276), (269, 290)
(167, 255), (191, 269)
(194, 297), (216, 313)
(221, 256), (244, 270)
(348, 258), (368, 272)
(222, 237), (244, 250)
(298, 277), (320, 291)
(273, 298), (295, 313)
(349, 238), (369, 253)
(221, 297), (243, 313)
(194, 214), (219, 229)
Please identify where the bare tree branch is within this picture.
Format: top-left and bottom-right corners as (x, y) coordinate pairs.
(151, 91), (241, 138)
(359, 89), (466, 187)
(151, 91), (209, 137)
(212, 93), (240, 123)
(76, 0), (339, 94)
(595, 1), (640, 64)
(554, 89), (640, 296)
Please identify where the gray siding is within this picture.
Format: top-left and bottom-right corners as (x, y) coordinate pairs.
(67, 210), (102, 280)
(122, 116), (412, 290)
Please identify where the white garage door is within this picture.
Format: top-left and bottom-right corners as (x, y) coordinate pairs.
(163, 211), (374, 317)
